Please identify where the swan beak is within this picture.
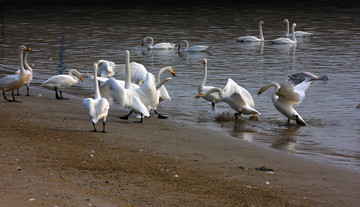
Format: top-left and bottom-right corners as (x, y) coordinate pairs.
(80, 76), (83, 82)
(257, 90), (262, 96)
(141, 42), (144, 46)
(24, 46), (32, 52)
(203, 59), (207, 64)
(195, 93), (201, 99)
(356, 104), (360, 110)
(171, 69), (176, 77)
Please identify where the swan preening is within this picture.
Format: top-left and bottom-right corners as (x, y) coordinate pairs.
(196, 78), (260, 118)
(289, 72), (329, 82)
(97, 60), (116, 78)
(272, 23), (297, 44)
(15, 49), (33, 96)
(41, 69), (83, 99)
(82, 63), (110, 132)
(0, 45), (31, 102)
(236, 21), (265, 42)
(197, 58), (222, 110)
(282, 19), (313, 38)
(141, 36), (176, 50)
(178, 40), (209, 52)
(257, 79), (311, 125)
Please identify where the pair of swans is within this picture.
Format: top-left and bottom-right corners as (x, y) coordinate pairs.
(178, 40), (209, 52)
(237, 21), (265, 42)
(41, 69), (83, 99)
(15, 48), (33, 96)
(97, 60), (116, 78)
(141, 36), (176, 50)
(0, 45), (31, 102)
(83, 63), (110, 132)
(196, 59), (260, 118)
(257, 79), (311, 125)
(282, 19), (313, 38)
(272, 23), (297, 44)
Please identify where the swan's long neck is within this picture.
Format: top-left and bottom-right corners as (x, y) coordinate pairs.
(198, 60), (207, 93)
(23, 51), (32, 72)
(181, 40), (189, 50)
(291, 24), (297, 42)
(156, 77), (171, 90)
(284, 19), (290, 36)
(157, 66), (171, 83)
(145, 36), (154, 49)
(124, 50), (131, 89)
(268, 82), (281, 103)
(93, 63), (101, 100)
(202, 87), (221, 97)
(18, 46), (25, 78)
(259, 23), (264, 41)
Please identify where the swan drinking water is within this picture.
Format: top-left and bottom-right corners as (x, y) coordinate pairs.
(198, 58), (222, 110)
(282, 19), (313, 38)
(272, 23), (297, 44)
(41, 69), (83, 99)
(15, 48), (33, 96)
(178, 40), (209, 52)
(236, 21), (265, 42)
(141, 36), (176, 50)
(196, 78), (260, 119)
(257, 79), (311, 125)
(0, 45), (31, 102)
(82, 63), (110, 132)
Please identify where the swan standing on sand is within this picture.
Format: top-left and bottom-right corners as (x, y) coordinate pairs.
(0, 45), (31, 102)
(178, 40), (209, 52)
(82, 63), (110, 133)
(141, 36), (176, 50)
(97, 60), (116, 78)
(283, 19), (313, 37)
(289, 72), (329, 82)
(41, 69), (83, 99)
(15, 49), (33, 96)
(196, 78), (260, 119)
(237, 21), (265, 42)
(257, 79), (311, 125)
(100, 50), (151, 123)
(198, 58), (222, 110)
(272, 23), (297, 44)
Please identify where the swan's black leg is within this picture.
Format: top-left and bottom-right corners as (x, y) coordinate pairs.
(12, 92), (21, 102)
(91, 122), (97, 132)
(26, 86), (30, 96)
(234, 112), (241, 119)
(59, 91), (68, 99)
(287, 118), (291, 124)
(119, 111), (132, 120)
(211, 102), (215, 110)
(154, 110), (168, 119)
(16, 88), (20, 95)
(3, 91), (12, 102)
(134, 115), (144, 123)
(101, 121), (106, 133)
(55, 87), (61, 99)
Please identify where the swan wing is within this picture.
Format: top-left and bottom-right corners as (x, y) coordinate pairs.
(203, 86), (222, 103)
(276, 80), (311, 105)
(131, 93), (150, 117)
(293, 79), (312, 103)
(100, 78), (128, 107)
(188, 45), (209, 52)
(159, 85), (171, 101)
(135, 73), (157, 109)
(41, 75), (77, 89)
(222, 78), (254, 107)
(95, 98), (110, 121)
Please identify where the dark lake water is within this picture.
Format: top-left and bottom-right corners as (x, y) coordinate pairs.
(1, 2), (359, 170)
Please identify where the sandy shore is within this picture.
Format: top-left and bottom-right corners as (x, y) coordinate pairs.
(0, 86), (359, 207)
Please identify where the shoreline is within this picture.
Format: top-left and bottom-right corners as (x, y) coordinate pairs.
(1, 86), (359, 206)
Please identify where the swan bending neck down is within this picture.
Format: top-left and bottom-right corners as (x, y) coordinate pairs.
(236, 21), (265, 42)
(257, 79), (311, 126)
(41, 69), (83, 99)
(198, 58), (222, 110)
(82, 63), (110, 132)
(196, 78), (260, 119)
(141, 36), (176, 50)
(272, 23), (297, 44)
(0, 45), (30, 102)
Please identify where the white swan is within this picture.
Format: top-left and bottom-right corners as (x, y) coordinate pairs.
(178, 40), (209, 52)
(41, 69), (83, 99)
(288, 72), (329, 82)
(283, 19), (313, 37)
(196, 78), (260, 118)
(141, 36), (176, 50)
(100, 50), (151, 123)
(82, 63), (110, 132)
(257, 79), (311, 125)
(97, 60), (116, 78)
(198, 58), (222, 110)
(272, 23), (297, 44)
(15, 49), (33, 96)
(0, 45), (31, 102)
(236, 21), (265, 42)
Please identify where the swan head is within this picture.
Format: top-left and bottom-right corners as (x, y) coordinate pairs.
(259, 21), (265, 25)
(203, 58), (207, 65)
(282, 19), (289, 24)
(292, 23), (297, 28)
(195, 92), (206, 99)
(20, 45), (32, 52)
(257, 86), (267, 96)
(170, 67), (176, 77)
(319, 74), (329, 80)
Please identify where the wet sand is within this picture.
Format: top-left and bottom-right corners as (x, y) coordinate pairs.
(0, 86), (359, 207)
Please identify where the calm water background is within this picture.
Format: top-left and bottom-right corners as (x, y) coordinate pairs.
(0, 2), (359, 170)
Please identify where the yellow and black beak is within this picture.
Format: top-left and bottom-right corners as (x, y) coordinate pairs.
(171, 69), (176, 77)
(203, 59), (207, 64)
(195, 93), (201, 99)
(80, 76), (83, 82)
(257, 89), (262, 96)
(25, 46), (32, 52)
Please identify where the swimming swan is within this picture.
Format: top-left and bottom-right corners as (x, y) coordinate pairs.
(0, 45), (31, 102)
(288, 72), (329, 82)
(196, 78), (260, 118)
(100, 50), (151, 123)
(272, 23), (297, 44)
(198, 58), (222, 110)
(178, 40), (209, 52)
(257, 79), (311, 125)
(237, 21), (265, 42)
(97, 60), (116, 78)
(141, 36), (176, 50)
(41, 69), (83, 99)
(82, 63), (110, 132)
(283, 19), (313, 38)
(15, 49), (33, 96)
